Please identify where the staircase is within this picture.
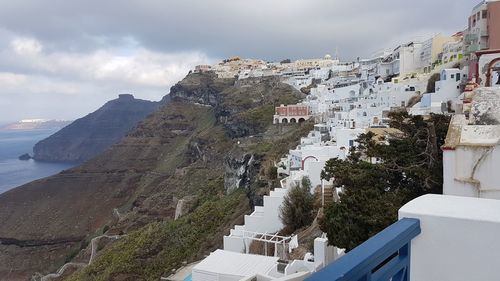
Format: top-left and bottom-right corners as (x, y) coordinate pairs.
(224, 186), (288, 254)
(314, 186), (336, 207)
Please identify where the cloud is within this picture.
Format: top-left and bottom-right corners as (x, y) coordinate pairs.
(0, 0), (473, 59)
(0, 35), (215, 122)
(3, 36), (213, 87)
(11, 37), (42, 56)
(0, 0), (475, 122)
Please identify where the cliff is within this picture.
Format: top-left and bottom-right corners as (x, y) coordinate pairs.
(0, 72), (309, 280)
(32, 94), (161, 162)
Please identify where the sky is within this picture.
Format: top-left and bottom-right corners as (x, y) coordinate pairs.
(0, 0), (476, 122)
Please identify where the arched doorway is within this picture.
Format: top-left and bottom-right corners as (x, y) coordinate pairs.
(298, 118), (305, 123)
(290, 118), (297, 123)
(281, 118), (288, 123)
(486, 58), (500, 86)
(491, 62), (500, 86)
(301, 156), (319, 170)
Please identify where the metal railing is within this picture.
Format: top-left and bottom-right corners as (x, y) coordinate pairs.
(307, 218), (421, 281)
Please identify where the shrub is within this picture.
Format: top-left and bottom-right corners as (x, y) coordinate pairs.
(267, 166), (278, 180)
(279, 177), (314, 233)
(426, 73), (441, 93)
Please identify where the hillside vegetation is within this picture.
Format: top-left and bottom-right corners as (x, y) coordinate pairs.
(0, 72), (310, 281)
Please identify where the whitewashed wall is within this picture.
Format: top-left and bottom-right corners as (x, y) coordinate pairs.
(399, 194), (500, 281)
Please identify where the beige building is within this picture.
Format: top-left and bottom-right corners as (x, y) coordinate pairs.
(294, 55), (339, 71)
(420, 34), (461, 73)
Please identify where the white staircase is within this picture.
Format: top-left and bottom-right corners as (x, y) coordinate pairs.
(224, 190), (287, 253)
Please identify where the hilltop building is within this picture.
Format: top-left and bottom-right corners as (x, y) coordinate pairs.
(273, 104), (312, 124)
(466, 0), (500, 79)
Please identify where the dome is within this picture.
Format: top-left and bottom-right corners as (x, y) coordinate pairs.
(324, 54), (332, 60)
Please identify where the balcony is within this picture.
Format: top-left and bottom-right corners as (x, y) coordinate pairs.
(307, 218), (420, 281)
(466, 44), (479, 54)
(307, 194), (500, 281)
(464, 33), (478, 43)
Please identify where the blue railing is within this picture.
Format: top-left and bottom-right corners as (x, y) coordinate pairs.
(307, 218), (421, 281)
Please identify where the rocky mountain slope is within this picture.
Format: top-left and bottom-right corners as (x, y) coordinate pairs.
(0, 72), (310, 281)
(32, 94), (161, 162)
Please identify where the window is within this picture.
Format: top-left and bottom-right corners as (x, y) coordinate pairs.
(349, 140), (354, 147)
(456, 73), (461, 82)
(451, 74), (455, 79)
(482, 10), (487, 19)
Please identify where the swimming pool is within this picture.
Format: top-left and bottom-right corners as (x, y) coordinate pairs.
(184, 273), (192, 281)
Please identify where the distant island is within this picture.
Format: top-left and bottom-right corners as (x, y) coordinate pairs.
(32, 94), (162, 162)
(1, 119), (72, 131)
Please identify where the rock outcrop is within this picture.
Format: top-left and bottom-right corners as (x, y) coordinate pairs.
(18, 153), (31, 160)
(33, 94), (161, 162)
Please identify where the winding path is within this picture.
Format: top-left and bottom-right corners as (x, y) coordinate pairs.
(40, 234), (126, 281)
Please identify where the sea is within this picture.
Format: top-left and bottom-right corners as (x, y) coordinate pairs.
(0, 129), (77, 194)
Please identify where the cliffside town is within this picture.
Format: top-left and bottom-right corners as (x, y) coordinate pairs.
(0, 1), (500, 281)
(179, 1), (500, 280)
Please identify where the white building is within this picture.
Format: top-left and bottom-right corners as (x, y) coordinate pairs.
(398, 42), (424, 78)
(433, 68), (468, 104)
(378, 42), (423, 79)
(442, 87), (500, 199)
(399, 194), (500, 281)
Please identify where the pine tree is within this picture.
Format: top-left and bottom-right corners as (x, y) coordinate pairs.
(280, 177), (315, 233)
(320, 112), (450, 250)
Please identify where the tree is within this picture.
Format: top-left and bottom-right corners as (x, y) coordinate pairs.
(321, 188), (404, 251)
(320, 112), (450, 250)
(280, 177), (315, 233)
(267, 166), (278, 180)
(426, 73), (441, 93)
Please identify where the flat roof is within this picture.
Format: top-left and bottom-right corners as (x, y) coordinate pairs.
(443, 87), (500, 149)
(400, 194), (500, 223)
(193, 250), (279, 277)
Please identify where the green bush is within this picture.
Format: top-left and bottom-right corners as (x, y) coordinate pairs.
(267, 166), (278, 180)
(279, 177), (314, 233)
(67, 191), (247, 281)
(426, 73), (441, 93)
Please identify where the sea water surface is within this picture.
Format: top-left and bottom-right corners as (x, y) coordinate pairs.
(0, 129), (77, 194)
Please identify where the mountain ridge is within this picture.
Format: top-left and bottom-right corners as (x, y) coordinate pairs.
(33, 94), (162, 163)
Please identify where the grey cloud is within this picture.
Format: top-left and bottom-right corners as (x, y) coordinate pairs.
(0, 0), (474, 60)
(0, 0), (476, 122)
